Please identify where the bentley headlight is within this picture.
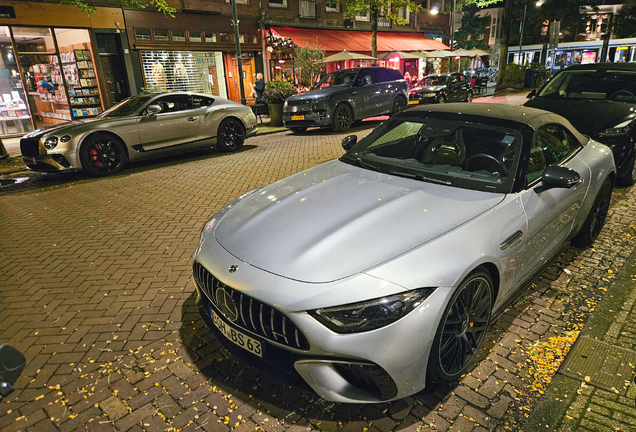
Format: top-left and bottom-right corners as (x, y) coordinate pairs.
(43, 136), (58, 149)
(599, 119), (634, 137)
(60, 135), (72, 143)
(309, 288), (436, 333)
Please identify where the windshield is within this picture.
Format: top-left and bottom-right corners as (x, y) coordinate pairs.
(538, 69), (636, 102)
(341, 118), (520, 193)
(423, 76), (448, 86)
(316, 70), (359, 88)
(99, 95), (153, 118)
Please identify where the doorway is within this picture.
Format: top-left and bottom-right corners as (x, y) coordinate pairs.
(225, 54), (255, 105)
(96, 33), (129, 106)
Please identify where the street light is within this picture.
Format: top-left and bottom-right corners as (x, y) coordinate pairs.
(519, 0), (543, 65)
(231, 0), (247, 105)
(429, 0), (456, 72)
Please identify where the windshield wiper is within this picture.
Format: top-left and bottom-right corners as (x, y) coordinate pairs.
(389, 170), (452, 185)
(345, 157), (382, 172)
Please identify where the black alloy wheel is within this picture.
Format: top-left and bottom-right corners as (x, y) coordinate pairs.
(332, 103), (353, 132)
(572, 178), (613, 247)
(217, 118), (245, 152)
(429, 270), (493, 382)
(80, 134), (127, 177)
(438, 94), (446, 104)
(392, 96), (407, 116)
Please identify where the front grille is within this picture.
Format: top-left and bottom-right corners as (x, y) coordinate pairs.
(193, 261), (310, 351)
(20, 138), (41, 157)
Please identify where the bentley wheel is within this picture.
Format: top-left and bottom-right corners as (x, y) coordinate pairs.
(572, 178), (612, 247)
(438, 95), (446, 104)
(429, 269), (493, 382)
(217, 118), (245, 152)
(80, 134), (127, 177)
(392, 95), (407, 116)
(332, 103), (353, 132)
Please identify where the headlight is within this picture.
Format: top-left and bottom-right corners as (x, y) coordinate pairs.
(425, 93), (436, 98)
(60, 135), (72, 143)
(309, 288), (436, 334)
(599, 119), (634, 137)
(43, 136), (58, 149)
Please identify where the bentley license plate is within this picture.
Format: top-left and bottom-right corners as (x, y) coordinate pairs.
(291, 115), (305, 120)
(408, 100), (419, 105)
(212, 310), (262, 357)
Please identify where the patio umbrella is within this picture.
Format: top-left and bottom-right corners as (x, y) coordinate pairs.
(466, 49), (491, 57)
(377, 51), (423, 60)
(452, 49), (478, 57)
(320, 50), (376, 63)
(427, 49), (455, 58)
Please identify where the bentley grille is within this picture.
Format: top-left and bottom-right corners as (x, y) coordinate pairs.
(20, 138), (40, 157)
(193, 262), (310, 351)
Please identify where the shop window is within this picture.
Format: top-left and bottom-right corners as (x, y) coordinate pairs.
(238, 34), (245, 43)
(140, 50), (227, 98)
(0, 26), (33, 136)
(245, 35), (258, 44)
(356, 13), (370, 21)
(219, 33), (231, 43)
(172, 31), (186, 42)
(135, 28), (152, 42)
(13, 27), (56, 53)
(154, 30), (169, 42)
(326, 0), (339, 12)
(205, 32), (217, 43)
(269, 0), (287, 7)
(189, 31), (203, 43)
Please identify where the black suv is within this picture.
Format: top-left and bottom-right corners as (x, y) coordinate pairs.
(283, 67), (408, 133)
(525, 63), (636, 185)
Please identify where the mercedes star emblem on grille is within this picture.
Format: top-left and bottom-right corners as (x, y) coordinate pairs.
(229, 264), (238, 273)
(215, 287), (238, 322)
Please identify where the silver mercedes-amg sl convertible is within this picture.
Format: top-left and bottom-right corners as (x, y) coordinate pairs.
(192, 103), (615, 403)
(20, 92), (257, 176)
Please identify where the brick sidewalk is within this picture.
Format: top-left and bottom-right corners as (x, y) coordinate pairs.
(1, 127), (635, 432)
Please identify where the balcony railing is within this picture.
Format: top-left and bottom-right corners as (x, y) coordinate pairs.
(299, 0), (316, 19)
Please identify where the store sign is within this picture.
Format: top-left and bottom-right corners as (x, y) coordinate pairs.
(0, 6), (16, 18)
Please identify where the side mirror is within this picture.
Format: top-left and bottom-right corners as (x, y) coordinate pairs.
(342, 135), (357, 151)
(0, 344), (26, 400)
(527, 89), (537, 99)
(146, 104), (162, 116)
(541, 165), (581, 190)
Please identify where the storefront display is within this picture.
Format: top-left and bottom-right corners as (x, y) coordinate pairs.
(140, 50), (227, 98)
(0, 31), (32, 135)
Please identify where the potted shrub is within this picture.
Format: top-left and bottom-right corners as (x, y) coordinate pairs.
(262, 80), (297, 127)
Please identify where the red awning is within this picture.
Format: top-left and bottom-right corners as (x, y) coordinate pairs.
(270, 27), (448, 53)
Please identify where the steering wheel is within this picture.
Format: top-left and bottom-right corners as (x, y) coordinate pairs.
(421, 138), (466, 166)
(610, 90), (634, 100)
(464, 153), (508, 176)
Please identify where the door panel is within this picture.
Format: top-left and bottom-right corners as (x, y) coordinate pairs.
(138, 95), (199, 150)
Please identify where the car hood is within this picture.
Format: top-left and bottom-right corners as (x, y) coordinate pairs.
(524, 96), (636, 136)
(287, 87), (346, 102)
(412, 85), (446, 93)
(23, 118), (102, 138)
(213, 160), (505, 283)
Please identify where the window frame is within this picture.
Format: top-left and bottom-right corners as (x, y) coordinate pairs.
(325, 0), (339, 12)
(525, 123), (583, 187)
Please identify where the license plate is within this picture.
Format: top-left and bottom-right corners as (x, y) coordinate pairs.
(212, 310), (263, 357)
(408, 100), (419, 105)
(291, 115), (305, 120)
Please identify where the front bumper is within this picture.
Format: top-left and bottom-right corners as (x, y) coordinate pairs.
(246, 125), (258, 137)
(20, 136), (79, 172)
(283, 103), (333, 128)
(596, 133), (635, 179)
(408, 93), (440, 105)
(192, 234), (450, 403)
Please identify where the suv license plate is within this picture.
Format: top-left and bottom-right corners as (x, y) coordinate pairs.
(291, 115), (305, 120)
(408, 100), (419, 105)
(212, 310), (263, 357)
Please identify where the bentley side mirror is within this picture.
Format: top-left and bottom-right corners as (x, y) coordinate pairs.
(146, 104), (162, 116)
(527, 89), (537, 99)
(0, 344), (26, 401)
(541, 165), (581, 190)
(342, 135), (357, 151)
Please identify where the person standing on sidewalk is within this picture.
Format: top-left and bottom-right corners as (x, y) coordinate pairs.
(254, 73), (265, 103)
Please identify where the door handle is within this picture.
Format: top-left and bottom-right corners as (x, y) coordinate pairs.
(500, 230), (523, 250)
(187, 117), (197, 122)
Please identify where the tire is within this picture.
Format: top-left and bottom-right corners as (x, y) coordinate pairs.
(617, 154), (636, 186)
(290, 127), (308, 134)
(572, 178), (613, 247)
(438, 94), (446, 104)
(79, 133), (127, 177)
(392, 95), (407, 116)
(428, 269), (493, 383)
(466, 92), (473, 103)
(217, 118), (245, 152)
(332, 103), (354, 132)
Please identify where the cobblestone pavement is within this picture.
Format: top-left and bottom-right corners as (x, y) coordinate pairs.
(1, 121), (635, 432)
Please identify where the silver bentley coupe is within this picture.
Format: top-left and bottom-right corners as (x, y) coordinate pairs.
(192, 104), (615, 403)
(20, 92), (257, 176)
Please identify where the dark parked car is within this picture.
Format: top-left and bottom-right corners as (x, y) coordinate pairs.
(283, 67), (408, 133)
(525, 63), (636, 185)
(408, 73), (473, 105)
